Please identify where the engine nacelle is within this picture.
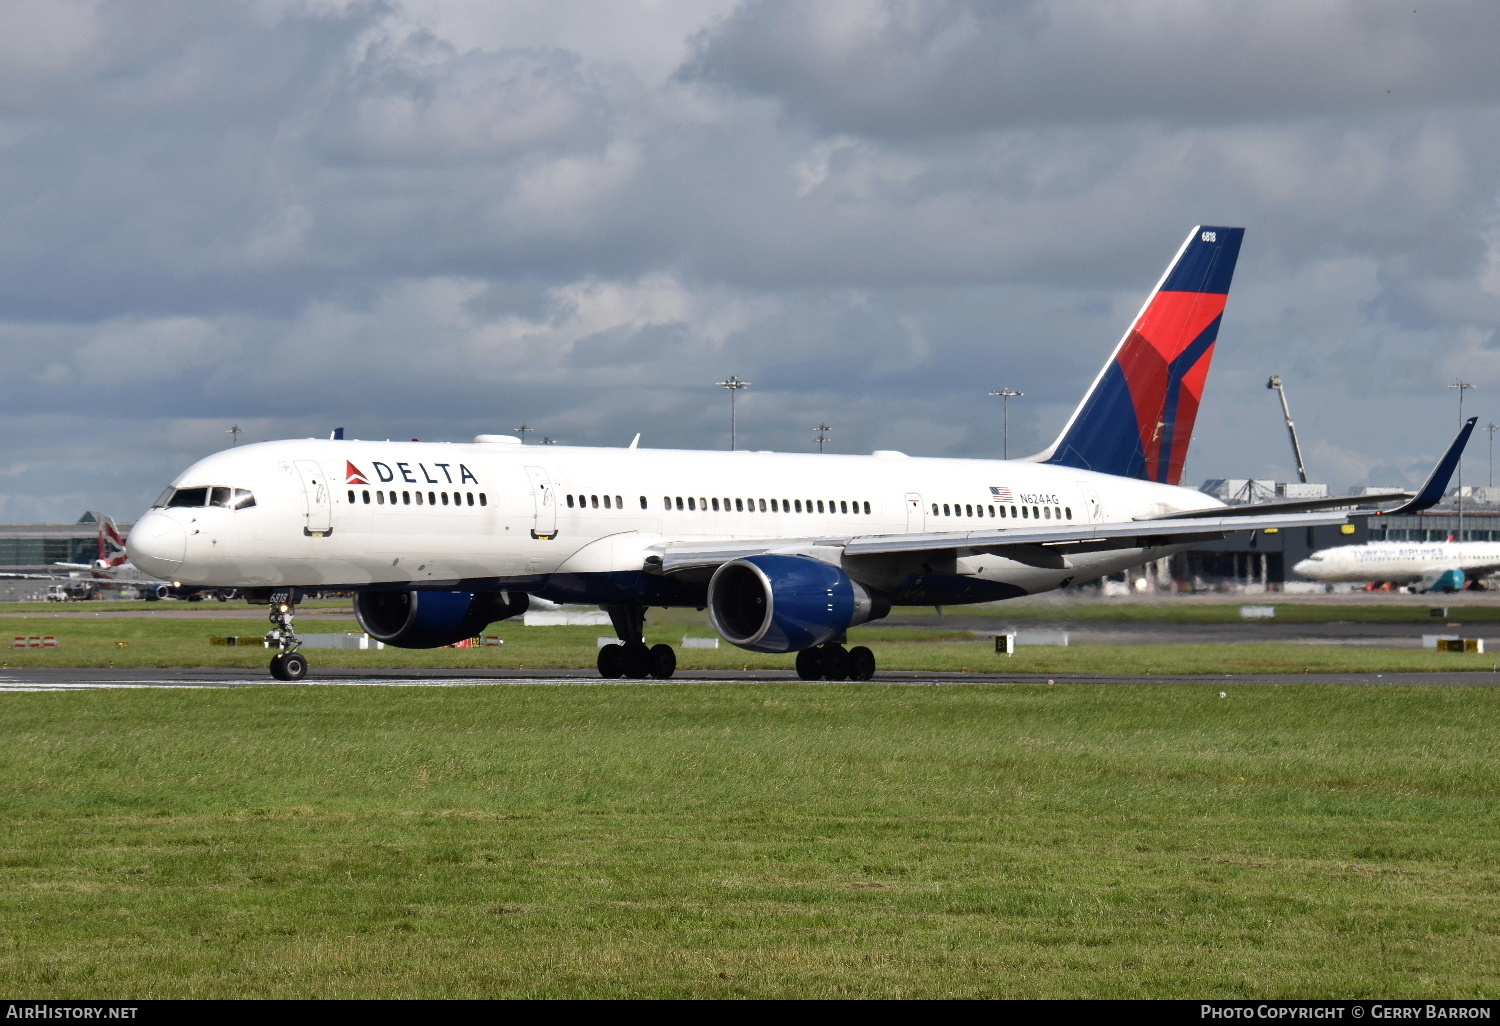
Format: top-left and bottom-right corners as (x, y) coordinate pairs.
(354, 589), (529, 649)
(707, 554), (889, 654)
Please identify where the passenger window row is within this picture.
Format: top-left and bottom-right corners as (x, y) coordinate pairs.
(350, 489), (486, 507)
(155, 486), (256, 510)
(663, 496), (872, 515)
(933, 502), (1071, 521)
(567, 494), (627, 510)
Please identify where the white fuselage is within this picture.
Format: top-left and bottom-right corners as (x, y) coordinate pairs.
(1294, 541), (1500, 585)
(126, 438), (1223, 605)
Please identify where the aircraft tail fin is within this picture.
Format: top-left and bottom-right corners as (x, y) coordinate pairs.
(1031, 226), (1244, 484)
(97, 515), (129, 569)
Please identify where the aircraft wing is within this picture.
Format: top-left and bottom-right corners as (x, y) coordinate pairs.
(1140, 417), (1477, 523)
(654, 510), (1352, 574)
(1137, 492), (1409, 521)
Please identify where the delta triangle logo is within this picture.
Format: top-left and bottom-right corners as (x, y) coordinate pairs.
(345, 461), (369, 486)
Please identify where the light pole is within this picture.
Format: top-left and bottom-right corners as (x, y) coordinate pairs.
(514, 424), (532, 444)
(815, 423), (831, 454)
(227, 425), (243, 447)
(716, 375), (750, 450)
(988, 388), (1023, 459)
(1450, 381), (1474, 542)
(1487, 423), (1498, 489)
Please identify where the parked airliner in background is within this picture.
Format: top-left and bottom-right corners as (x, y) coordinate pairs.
(127, 226), (1474, 681)
(0, 514), (202, 599)
(1295, 541), (1500, 593)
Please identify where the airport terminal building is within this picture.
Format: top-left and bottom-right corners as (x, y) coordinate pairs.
(0, 512), (133, 600)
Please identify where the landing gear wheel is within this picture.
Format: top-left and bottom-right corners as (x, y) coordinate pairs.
(597, 644), (625, 679)
(648, 644), (677, 680)
(270, 651), (308, 681)
(621, 644), (652, 679)
(820, 644), (850, 681)
(795, 648), (821, 680)
(847, 645), (876, 681)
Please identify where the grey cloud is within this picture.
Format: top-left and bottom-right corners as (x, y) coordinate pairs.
(1, 0), (1499, 522)
(683, 0), (1500, 136)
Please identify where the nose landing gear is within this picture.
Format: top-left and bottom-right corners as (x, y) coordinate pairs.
(267, 591), (308, 681)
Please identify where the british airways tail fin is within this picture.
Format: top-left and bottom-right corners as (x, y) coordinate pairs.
(97, 514), (129, 569)
(1031, 226), (1244, 485)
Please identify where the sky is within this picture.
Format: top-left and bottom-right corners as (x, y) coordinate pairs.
(1, 0), (1498, 522)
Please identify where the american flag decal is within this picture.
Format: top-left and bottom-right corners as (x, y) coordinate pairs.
(990, 486), (1013, 502)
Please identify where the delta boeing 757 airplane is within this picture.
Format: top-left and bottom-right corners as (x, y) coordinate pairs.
(127, 227), (1475, 681)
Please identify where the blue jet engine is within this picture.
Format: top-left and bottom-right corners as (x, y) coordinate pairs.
(354, 589), (528, 649)
(707, 554), (889, 653)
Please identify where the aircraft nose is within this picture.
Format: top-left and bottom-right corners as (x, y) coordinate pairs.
(128, 512), (186, 579)
(1292, 559), (1314, 577)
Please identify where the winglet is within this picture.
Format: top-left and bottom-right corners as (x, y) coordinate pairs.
(1377, 417), (1478, 516)
(628, 433), (641, 450)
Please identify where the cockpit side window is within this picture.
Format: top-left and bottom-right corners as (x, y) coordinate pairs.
(232, 489), (256, 509)
(209, 487), (233, 508)
(152, 487), (175, 508)
(167, 487), (209, 508)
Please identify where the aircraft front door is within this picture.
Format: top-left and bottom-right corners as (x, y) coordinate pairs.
(295, 460), (332, 535)
(526, 466), (558, 540)
(905, 492), (925, 533)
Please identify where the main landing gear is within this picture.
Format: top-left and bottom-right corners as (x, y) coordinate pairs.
(597, 603), (676, 680)
(266, 591), (308, 681)
(796, 642), (876, 681)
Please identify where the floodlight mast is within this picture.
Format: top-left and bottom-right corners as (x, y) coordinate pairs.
(716, 375), (750, 450)
(815, 423), (831, 454)
(1266, 375), (1308, 484)
(988, 388), (1024, 459)
(1451, 380), (1474, 542)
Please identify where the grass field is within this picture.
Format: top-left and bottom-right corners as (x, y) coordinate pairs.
(3, 612), (1500, 675)
(1, 683), (1497, 997)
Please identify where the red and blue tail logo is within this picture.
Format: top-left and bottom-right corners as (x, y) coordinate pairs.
(1039, 226), (1243, 485)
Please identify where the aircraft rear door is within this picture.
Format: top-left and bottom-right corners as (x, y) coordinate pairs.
(905, 493), (925, 532)
(526, 466), (558, 539)
(295, 460), (332, 535)
(1075, 481), (1101, 523)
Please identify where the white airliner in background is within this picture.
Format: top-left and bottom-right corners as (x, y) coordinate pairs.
(1294, 541), (1500, 593)
(0, 514), (193, 599)
(127, 226), (1473, 681)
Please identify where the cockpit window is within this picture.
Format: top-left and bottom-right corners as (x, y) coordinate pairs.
(159, 486), (255, 509)
(167, 487), (209, 508)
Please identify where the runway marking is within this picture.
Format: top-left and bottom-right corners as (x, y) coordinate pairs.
(0, 675), (712, 691)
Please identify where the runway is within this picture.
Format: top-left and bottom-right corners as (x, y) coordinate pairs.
(886, 616), (1500, 648)
(3, 666), (1499, 691)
